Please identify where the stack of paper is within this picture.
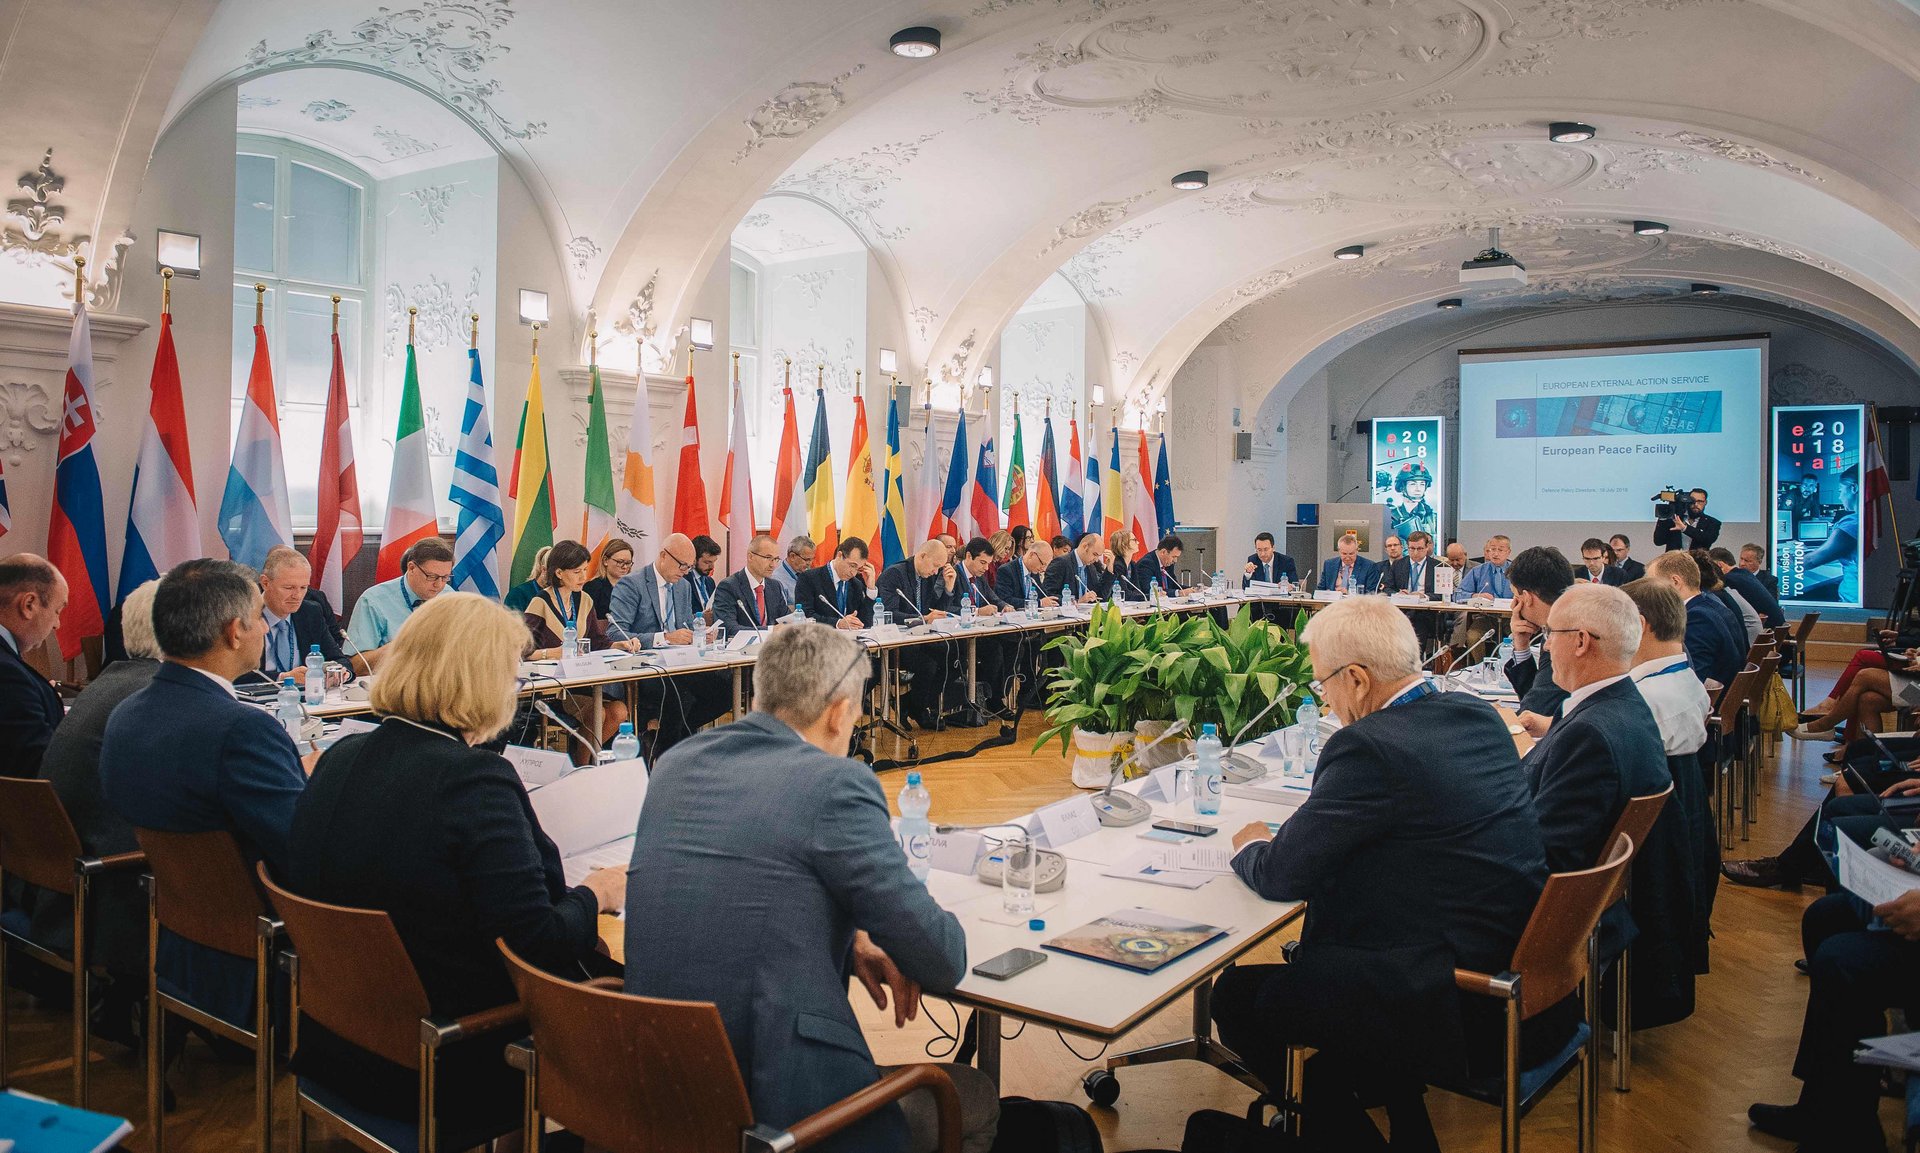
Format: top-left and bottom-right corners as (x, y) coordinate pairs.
(1101, 844), (1237, 889)
(1855, 1032), (1920, 1072)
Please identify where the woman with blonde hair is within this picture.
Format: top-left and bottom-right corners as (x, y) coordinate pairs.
(503, 543), (551, 613)
(985, 528), (1014, 586)
(286, 592), (625, 1142)
(1107, 528), (1136, 567)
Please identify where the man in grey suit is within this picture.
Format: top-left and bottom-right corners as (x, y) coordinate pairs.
(624, 624), (998, 1152)
(607, 532), (731, 755)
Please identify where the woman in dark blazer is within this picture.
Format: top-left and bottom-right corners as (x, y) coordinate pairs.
(284, 592), (627, 1134)
(524, 539), (642, 753)
(581, 537), (635, 622)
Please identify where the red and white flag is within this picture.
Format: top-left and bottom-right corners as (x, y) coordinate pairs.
(719, 375), (756, 572)
(770, 384), (804, 543)
(310, 325), (363, 607)
(1865, 405), (1893, 557)
(671, 374), (711, 538)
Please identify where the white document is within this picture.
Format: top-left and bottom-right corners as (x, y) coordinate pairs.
(1033, 795), (1101, 848)
(1856, 1032), (1920, 1072)
(529, 758), (649, 862)
(1100, 849), (1213, 889)
(1836, 834), (1920, 908)
(556, 652), (608, 679)
(504, 744), (575, 789)
(1171, 844), (1236, 874)
(1311, 590), (1344, 603)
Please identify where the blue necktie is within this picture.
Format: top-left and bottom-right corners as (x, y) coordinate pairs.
(661, 582), (674, 631)
(271, 619), (294, 672)
(837, 580), (848, 613)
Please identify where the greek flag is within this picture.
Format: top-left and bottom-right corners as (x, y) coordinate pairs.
(449, 347), (505, 596)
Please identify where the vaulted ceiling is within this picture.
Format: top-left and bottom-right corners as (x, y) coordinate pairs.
(22, 0), (1920, 416)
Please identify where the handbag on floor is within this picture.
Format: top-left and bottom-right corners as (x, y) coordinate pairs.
(992, 1096), (1104, 1153)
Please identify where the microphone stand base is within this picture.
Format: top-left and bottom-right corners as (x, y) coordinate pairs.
(1222, 752), (1268, 784)
(1093, 789), (1154, 827)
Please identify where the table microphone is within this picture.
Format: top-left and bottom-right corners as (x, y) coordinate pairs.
(531, 697), (604, 762)
(1442, 627), (1501, 690)
(1094, 719), (1189, 827)
(890, 585), (926, 625)
(1221, 685), (1296, 785)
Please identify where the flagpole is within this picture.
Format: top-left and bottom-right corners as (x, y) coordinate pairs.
(256, 283), (266, 327)
(470, 312), (479, 350)
(332, 293), (340, 333)
(1874, 402), (1902, 545)
(160, 266), (172, 315)
(530, 320), (540, 357)
(408, 305), (417, 345)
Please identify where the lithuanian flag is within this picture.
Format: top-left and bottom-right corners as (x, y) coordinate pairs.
(508, 347), (556, 585)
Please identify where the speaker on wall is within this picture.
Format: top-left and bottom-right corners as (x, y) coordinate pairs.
(892, 382), (914, 413)
(1232, 431), (1253, 461)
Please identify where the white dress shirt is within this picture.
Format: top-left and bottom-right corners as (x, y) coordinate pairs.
(652, 564), (682, 647)
(1560, 672), (1629, 718)
(188, 664), (239, 698)
(1629, 655), (1710, 756)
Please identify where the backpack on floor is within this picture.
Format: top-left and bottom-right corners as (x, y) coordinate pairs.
(992, 1096), (1103, 1153)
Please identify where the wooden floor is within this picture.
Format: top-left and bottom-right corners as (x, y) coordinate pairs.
(2, 664), (1891, 1151)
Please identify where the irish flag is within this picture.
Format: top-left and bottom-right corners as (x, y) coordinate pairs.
(612, 363), (657, 566)
(375, 339), (437, 582)
(509, 347), (556, 585)
(580, 363), (618, 570)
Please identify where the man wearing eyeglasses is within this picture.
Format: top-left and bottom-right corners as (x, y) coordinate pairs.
(344, 536), (454, 672)
(1503, 546), (1575, 720)
(609, 531), (731, 754)
(714, 533), (794, 635)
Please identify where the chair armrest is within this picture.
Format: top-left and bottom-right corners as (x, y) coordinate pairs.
(584, 976), (624, 991)
(504, 1037), (535, 1073)
(421, 1002), (527, 1049)
(75, 850), (146, 876)
(1454, 968), (1520, 1001)
(776, 1064), (960, 1152)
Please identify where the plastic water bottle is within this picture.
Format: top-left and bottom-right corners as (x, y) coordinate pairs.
(561, 621), (578, 661)
(897, 771), (932, 882)
(1026, 585), (1039, 617)
(874, 600), (890, 630)
(960, 585), (975, 627)
(304, 645), (325, 706)
(276, 676), (303, 742)
(1297, 697), (1322, 756)
(1194, 724), (1223, 816)
(1213, 569), (1226, 596)
(1110, 579), (1123, 609)
(1150, 581), (1162, 611)
(609, 722), (641, 763)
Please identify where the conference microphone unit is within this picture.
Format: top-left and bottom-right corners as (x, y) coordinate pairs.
(532, 696), (604, 762)
(1220, 685), (1297, 785)
(1094, 719), (1190, 827)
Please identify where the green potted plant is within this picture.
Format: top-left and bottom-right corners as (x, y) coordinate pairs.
(1155, 606), (1313, 749)
(1034, 604), (1149, 787)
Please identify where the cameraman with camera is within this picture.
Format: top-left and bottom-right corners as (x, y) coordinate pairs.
(1653, 486), (1721, 552)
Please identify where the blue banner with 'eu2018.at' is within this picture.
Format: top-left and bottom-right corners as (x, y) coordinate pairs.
(1772, 404), (1863, 608)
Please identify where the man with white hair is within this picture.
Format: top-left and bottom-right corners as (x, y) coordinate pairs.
(1216, 596), (1548, 1149)
(624, 624), (998, 1153)
(877, 539), (965, 727)
(1524, 583), (1672, 876)
(256, 545), (348, 682)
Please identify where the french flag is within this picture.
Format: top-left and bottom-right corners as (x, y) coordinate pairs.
(217, 313), (292, 569)
(48, 297), (110, 658)
(120, 309), (200, 599)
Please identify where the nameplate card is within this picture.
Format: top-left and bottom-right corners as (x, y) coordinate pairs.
(505, 744), (575, 789)
(1033, 795), (1101, 848)
(927, 830), (985, 875)
(1149, 763), (1190, 804)
(927, 617), (963, 634)
(557, 653), (606, 679)
(1312, 590), (1344, 602)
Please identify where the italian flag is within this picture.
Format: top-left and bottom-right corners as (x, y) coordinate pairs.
(375, 341), (438, 582)
(509, 349), (556, 585)
(580, 363), (618, 572)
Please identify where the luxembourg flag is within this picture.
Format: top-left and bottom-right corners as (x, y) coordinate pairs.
(217, 313), (292, 570)
(118, 309), (200, 600)
(48, 296), (109, 658)
(375, 337), (438, 582)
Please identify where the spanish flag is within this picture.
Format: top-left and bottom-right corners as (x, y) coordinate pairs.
(844, 392), (878, 551)
(508, 344), (556, 586)
(804, 388), (838, 564)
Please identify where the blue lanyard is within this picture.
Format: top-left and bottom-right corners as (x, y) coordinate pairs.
(1388, 679), (1438, 709)
(1638, 659), (1691, 682)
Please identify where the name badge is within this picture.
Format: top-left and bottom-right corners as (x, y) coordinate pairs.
(1033, 795), (1101, 848)
(927, 830), (985, 875)
(1149, 763), (1190, 803)
(557, 653), (604, 679)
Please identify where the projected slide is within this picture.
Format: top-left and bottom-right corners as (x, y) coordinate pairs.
(1459, 343), (1764, 524)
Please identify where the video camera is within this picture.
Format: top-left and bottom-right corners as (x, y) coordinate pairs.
(1650, 486), (1695, 520)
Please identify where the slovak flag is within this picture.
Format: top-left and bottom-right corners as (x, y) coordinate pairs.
(48, 296), (110, 658)
(217, 311), (293, 569)
(118, 308), (200, 599)
(969, 428), (1000, 538)
(0, 454), (12, 540)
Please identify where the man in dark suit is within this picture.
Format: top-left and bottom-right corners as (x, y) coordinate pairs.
(713, 533), (793, 634)
(957, 538), (1017, 716)
(1574, 538), (1626, 586)
(1609, 533), (1647, 583)
(1126, 534), (1183, 600)
(609, 532), (731, 754)
(100, 558), (312, 1033)
(1738, 542), (1780, 598)
(1043, 532), (1115, 604)
(686, 534), (722, 621)
(794, 537), (877, 628)
(1383, 530), (1442, 653)
(0, 553), (66, 779)
(1649, 551), (1744, 688)
(1519, 584), (1672, 876)
(1242, 532), (1297, 587)
(1654, 488), (1722, 552)
(1506, 545), (1575, 719)
(1316, 532), (1381, 594)
(1710, 547), (1786, 630)
(994, 540), (1057, 609)
(624, 625), (997, 1153)
(876, 541), (963, 726)
(256, 546), (348, 684)
(1217, 596), (1548, 1149)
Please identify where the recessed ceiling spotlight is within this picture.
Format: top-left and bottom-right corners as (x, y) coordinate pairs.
(1691, 283), (1721, 295)
(1632, 220), (1670, 236)
(889, 26), (941, 58)
(1334, 244), (1365, 260)
(1548, 121), (1597, 143)
(1436, 298), (1463, 310)
(1171, 169), (1209, 191)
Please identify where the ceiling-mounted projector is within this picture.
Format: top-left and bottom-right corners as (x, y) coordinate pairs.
(1460, 227), (1527, 288)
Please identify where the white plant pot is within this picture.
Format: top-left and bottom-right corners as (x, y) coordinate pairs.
(1069, 727), (1135, 789)
(1132, 719), (1194, 772)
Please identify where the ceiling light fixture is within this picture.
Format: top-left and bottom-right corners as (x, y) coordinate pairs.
(889, 26), (941, 58)
(1691, 283), (1721, 296)
(1334, 244), (1365, 260)
(1170, 169), (1209, 191)
(1632, 220), (1670, 236)
(1548, 121), (1597, 143)
(1436, 298), (1463, 310)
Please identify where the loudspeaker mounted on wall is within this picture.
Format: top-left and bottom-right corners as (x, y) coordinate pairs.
(1354, 419), (1372, 438)
(1232, 431), (1253, 461)
(892, 382), (915, 414)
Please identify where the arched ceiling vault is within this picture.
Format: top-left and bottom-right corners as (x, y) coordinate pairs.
(110, 0), (1920, 394)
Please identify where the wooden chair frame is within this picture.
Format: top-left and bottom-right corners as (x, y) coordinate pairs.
(1598, 785), (1673, 1093)
(0, 778), (144, 1109)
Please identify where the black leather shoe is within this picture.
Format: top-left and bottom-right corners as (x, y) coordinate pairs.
(1723, 856), (1801, 890)
(1749, 1102), (1813, 1142)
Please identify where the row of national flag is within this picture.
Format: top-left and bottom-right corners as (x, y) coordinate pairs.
(18, 283), (1177, 659)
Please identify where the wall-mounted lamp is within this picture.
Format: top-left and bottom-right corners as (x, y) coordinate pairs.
(1093, 384), (1106, 406)
(689, 317), (715, 350)
(878, 347), (898, 375)
(156, 229), (201, 277)
(517, 289), (549, 326)
(976, 366), (994, 391)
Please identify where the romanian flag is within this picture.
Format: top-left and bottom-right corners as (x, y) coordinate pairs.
(582, 362), (621, 570)
(1002, 412), (1030, 530)
(879, 394), (908, 566)
(1035, 415), (1061, 543)
(844, 393), (878, 550)
(1102, 426), (1124, 539)
(508, 348), (556, 586)
(804, 389), (838, 564)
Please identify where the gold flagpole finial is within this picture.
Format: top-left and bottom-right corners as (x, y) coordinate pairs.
(470, 312), (480, 349)
(160, 266), (173, 316)
(783, 357), (792, 391)
(407, 306), (417, 344)
(530, 320), (541, 357)
(855, 369), (862, 388)
(589, 328), (598, 369)
(72, 255), (85, 304)
(330, 293), (341, 333)
(816, 364), (825, 392)
(255, 283), (267, 327)
(732, 350), (740, 383)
